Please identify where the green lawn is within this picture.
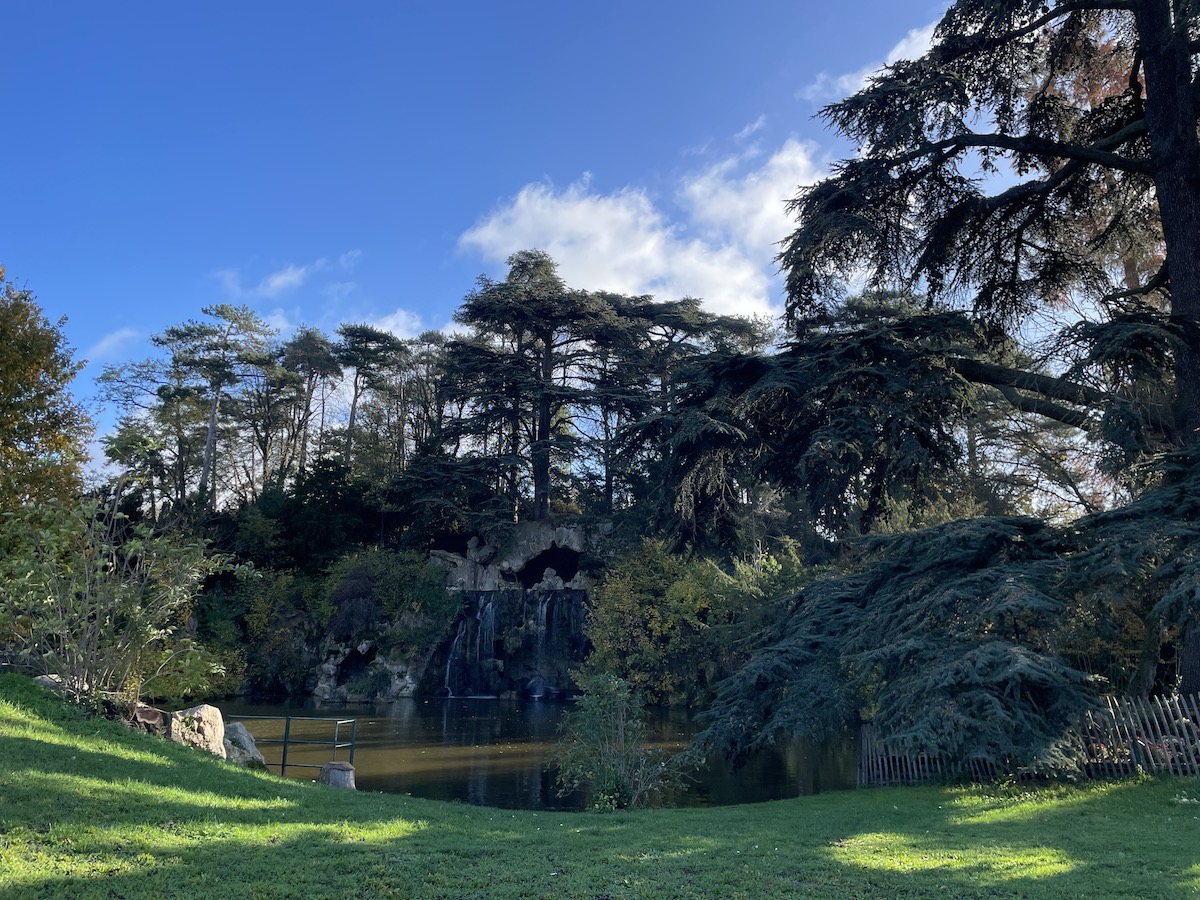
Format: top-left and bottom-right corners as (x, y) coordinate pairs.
(2, 674), (1198, 899)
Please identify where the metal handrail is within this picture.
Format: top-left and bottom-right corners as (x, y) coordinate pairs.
(228, 714), (357, 778)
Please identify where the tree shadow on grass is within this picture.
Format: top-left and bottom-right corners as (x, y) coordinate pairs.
(0, 729), (420, 833)
(5, 762), (1200, 899)
(4, 681), (1200, 899)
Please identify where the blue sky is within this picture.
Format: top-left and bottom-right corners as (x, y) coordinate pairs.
(2, 1), (946, 432)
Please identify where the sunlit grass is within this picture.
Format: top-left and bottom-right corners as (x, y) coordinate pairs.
(945, 779), (1139, 823)
(0, 712), (174, 767)
(825, 831), (1078, 881)
(4, 674), (1200, 898)
(18, 769), (299, 813)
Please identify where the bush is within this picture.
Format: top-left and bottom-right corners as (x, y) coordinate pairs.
(546, 672), (697, 811)
(585, 540), (810, 705)
(239, 571), (327, 697)
(0, 497), (224, 708)
(323, 549), (457, 659)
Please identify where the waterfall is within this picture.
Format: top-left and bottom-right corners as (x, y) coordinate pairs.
(475, 595), (495, 662)
(443, 619), (466, 697)
(423, 587), (586, 697)
(534, 594), (551, 666)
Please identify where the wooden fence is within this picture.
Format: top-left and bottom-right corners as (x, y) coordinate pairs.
(1084, 693), (1200, 778)
(859, 693), (1200, 787)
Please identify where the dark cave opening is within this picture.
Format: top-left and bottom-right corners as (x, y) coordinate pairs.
(518, 543), (580, 589)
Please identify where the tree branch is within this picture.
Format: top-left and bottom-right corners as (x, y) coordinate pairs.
(1102, 259), (1170, 303)
(935, 1), (1138, 66)
(949, 356), (1111, 409)
(994, 384), (1095, 429)
(881, 115), (1152, 177)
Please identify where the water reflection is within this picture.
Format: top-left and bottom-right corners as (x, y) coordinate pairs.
(219, 697), (856, 811)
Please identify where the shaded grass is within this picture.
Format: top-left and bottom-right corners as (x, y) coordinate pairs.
(2, 674), (1199, 898)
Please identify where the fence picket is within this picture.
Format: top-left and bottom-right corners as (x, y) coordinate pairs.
(858, 693), (1200, 787)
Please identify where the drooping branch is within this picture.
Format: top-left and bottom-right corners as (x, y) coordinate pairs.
(884, 125), (1153, 176)
(949, 355), (1173, 431)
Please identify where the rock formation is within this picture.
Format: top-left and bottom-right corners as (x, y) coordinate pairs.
(168, 703), (227, 759)
(223, 720), (267, 768)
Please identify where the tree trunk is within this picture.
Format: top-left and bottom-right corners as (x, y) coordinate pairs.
(1177, 615), (1200, 695)
(1135, 0), (1200, 446)
(532, 340), (554, 520)
(1135, 0), (1200, 691)
(318, 761), (356, 790)
(197, 384), (222, 510)
(344, 373), (362, 465)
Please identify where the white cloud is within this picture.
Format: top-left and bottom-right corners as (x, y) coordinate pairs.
(215, 254), (361, 301)
(263, 307), (298, 335)
(324, 282), (358, 303)
(214, 268), (247, 298)
(461, 179), (773, 318)
(370, 308), (423, 339)
(800, 22), (937, 104)
(256, 261), (329, 298)
(735, 115), (767, 142)
(680, 138), (825, 258)
(458, 137), (826, 320)
(83, 327), (141, 364)
(890, 22), (938, 62)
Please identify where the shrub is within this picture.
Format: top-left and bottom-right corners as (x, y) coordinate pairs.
(0, 498), (224, 708)
(546, 672), (697, 810)
(585, 540), (810, 705)
(323, 549), (457, 658)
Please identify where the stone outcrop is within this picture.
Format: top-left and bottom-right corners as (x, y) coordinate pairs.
(429, 587), (587, 698)
(168, 703), (227, 760)
(431, 520), (599, 593)
(304, 520), (603, 701)
(223, 720), (267, 769)
(312, 639), (425, 703)
(421, 521), (600, 699)
(33, 674), (64, 693)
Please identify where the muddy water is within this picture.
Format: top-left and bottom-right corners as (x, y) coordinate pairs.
(219, 697), (857, 811)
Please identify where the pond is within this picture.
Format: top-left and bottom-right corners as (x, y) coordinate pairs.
(218, 697), (857, 811)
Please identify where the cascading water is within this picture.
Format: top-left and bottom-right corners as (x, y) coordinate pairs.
(475, 595), (495, 662)
(443, 619), (466, 697)
(534, 594), (551, 664)
(427, 588), (587, 698)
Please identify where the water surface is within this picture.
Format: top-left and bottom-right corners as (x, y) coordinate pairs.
(220, 697), (856, 811)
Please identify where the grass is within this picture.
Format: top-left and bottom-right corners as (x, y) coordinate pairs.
(2, 674), (1199, 899)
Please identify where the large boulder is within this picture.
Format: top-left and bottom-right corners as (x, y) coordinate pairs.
(168, 703), (227, 760)
(223, 720), (267, 769)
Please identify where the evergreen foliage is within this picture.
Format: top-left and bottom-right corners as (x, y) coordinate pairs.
(323, 549), (458, 659)
(585, 540), (810, 706)
(684, 0), (1200, 767)
(700, 452), (1200, 775)
(780, 0), (1199, 456)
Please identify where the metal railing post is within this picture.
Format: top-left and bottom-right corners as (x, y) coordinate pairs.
(224, 714), (357, 780)
(280, 716), (292, 778)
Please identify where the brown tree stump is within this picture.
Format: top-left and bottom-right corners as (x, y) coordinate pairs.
(318, 761), (356, 789)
